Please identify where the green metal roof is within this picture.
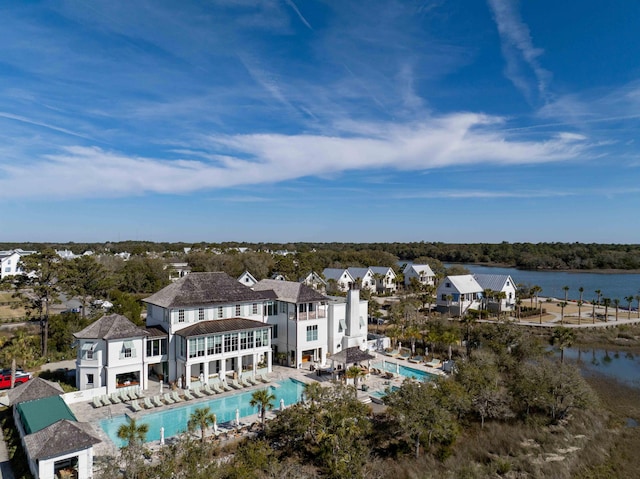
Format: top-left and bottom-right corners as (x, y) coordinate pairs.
(16, 395), (77, 434)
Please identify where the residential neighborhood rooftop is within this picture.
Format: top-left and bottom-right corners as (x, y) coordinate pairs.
(253, 279), (327, 304)
(73, 313), (148, 340)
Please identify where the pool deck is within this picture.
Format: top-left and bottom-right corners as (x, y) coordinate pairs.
(72, 353), (447, 457)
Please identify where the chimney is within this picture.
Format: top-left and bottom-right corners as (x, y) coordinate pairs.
(346, 285), (360, 336)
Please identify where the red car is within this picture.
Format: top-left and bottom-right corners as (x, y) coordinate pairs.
(0, 372), (31, 389)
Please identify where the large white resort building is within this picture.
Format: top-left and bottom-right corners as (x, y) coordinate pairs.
(75, 272), (369, 394)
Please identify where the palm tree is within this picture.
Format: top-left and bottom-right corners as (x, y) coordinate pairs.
(250, 388), (276, 426)
(563, 285), (570, 303)
(495, 291), (507, 320)
(446, 294), (453, 317)
(625, 296), (634, 320)
(531, 285), (542, 308)
(551, 327), (576, 364)
(303, 382), (323, 405)
(117, 417), (149, 478)
(578, 287), (584, 323)
(602, 297), (611, 322)
(558, 301), (568, 325)
(613, 298), (620, 321)
(482, 289), (493, 319)
(345, 365), (364, 389)
(515, 298), (522, 321)
(188, 406), (217, 444)
(595, 289), (602, 305)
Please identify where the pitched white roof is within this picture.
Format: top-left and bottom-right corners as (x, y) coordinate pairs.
(369, 266), (396, 277)
(444, 275), (482, 294)
(405, 264), (435, 276)
(473, 274), (514, 292)
(322, 268), (354, 282)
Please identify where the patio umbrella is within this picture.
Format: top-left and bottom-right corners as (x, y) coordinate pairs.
(160, 427), (165, 446)
(160, 380), (163, 394)
(235, 408), (240, 427)
(396, 362), (400, 374)
(280, 398), (285, 411)
(213, 418), (218, 434)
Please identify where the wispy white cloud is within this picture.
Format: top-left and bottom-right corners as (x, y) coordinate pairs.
(0, 111), (93, 140)
(487, 0), (551, 103)
(0, 113), (589, 199)
(285, 0), (313, 30)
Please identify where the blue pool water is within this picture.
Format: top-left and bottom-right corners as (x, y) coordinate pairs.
(373, 361), (435, 382)
(100, 378), (306, 447)
(370, 386), (399, 399)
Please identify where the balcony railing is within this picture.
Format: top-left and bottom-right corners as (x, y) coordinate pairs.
(297, 307), (327, 321)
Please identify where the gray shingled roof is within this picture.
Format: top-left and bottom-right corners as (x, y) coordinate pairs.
(473, 274), (514, 292)
(5, 377), (63, 406)
(73, 314), (148, 340)
(176, 318), (270, 337)
(322, 268), (353, 282)
(23, 420), (100, 460)
(144, 272), (275, 308)
(347, 267), (372, 279)
(145, 325), (169, 337)
(368, 266), (396, 277)
(329, 347), (375, 364)
(253, 279), (327, 304)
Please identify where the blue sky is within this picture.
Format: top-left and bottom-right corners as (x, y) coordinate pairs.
(1, 1), (639, 244)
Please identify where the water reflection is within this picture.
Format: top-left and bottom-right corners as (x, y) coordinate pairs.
(561, 347), (640, 388)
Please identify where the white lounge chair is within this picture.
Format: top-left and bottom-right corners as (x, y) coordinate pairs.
(163, 393), (176, 404)
(144, 397), (155, 409)
(171, 391), (184, 402)
(191, 387), (205, 398)
(92, 396), (103, 408)
(230, 379), (243, 390)
(109, 394), (122, 404)
(152, 396), (164, 407)
(220, 380), (233, 391)
(259, 373), (271, 383)
(183, 390), (195, 401)
(240, 376), (252, 387)
(247, 376), (260, 386)
(130, 400), (143, 412)
(210, 382), (224, 394)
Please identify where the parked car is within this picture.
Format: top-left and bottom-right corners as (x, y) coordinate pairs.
(0, 371), (32, 389)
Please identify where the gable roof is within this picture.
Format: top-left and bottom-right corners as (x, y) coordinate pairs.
(176, 318), (270, 337)
(405, 264), (435, 276)
(369, 266), (396, 277)
(322, 268), (353, 282)
(73, 314), (148, 340)
(5, 377), (63, 405)
(144, 272), (274, 308)
(299, 271), (326, 284)
(347, 267), (373, 279)
(441, 275), (483, 294)
(473, 274), (514, 292)
(23, 420), (100, 460)
(253, 279), (327, 304)
(16, 395), (76, 434)
(329, 346), (375, 364)
(237, 270), (258, 285)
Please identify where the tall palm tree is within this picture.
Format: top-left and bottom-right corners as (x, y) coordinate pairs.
(563, 285), (570, 303)
(495, 291), (507, 320)
(345, 365), (364, 389)
(578, 287), (584, 323)
(303, 382), (323, 405)
(558, 301), (568, 325)
(188, 406), (217, 444)
(595, 289), (602, 305)
(551, 327), (576, 364)
(250, 388), (276, 426)
(602, 297), (611, 322)
(482, 289), (493, 319)
(531, 285), (542, 308)
(625, 296), (634, 320)
(117, 417), (149, 478)
(613, 298), (620, 321)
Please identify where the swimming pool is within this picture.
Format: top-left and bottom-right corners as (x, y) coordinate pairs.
(370, 386), (399, 399)
(100, 378), (306, 447)
(372, 361), (436, 382)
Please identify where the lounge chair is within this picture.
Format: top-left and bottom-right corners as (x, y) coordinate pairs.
(183, 390), (195, 401)
(98, 395), (110, 406)
(120, 390), (133, 401)
(109, 394), (122, 404)
(247, 376), (260, 386)
(130, 400), (143, 412)
(92, 396), (103, 408)
(171, 391), (184, 402)
(384, 349), (400, 357)
(399, 351), (411, 360)
(220, 380), (233, 391)
(152, 395), (164, 407)
(163, 393), (176, 404)
(144, 397), (155, 409)
(425, 359), (442, 368)
(132, 387), (144, 399)
(259, 373), (271, 383)
(210, 381), (224, 394)
(191, 387), (205, 398)
(201, 384), (215, 395)
(409, 356), (424, 364)
(240, 376), (252, 388)
(230, 379), (244, 390)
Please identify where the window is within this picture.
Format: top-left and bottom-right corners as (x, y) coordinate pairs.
(146, 338), (166, 357)
(247, 331), (254, 349)
(207, 336), (215, 355)
(306, 325), (318, 341)
(264, 302), (276, 316)
(262, 329), (269, 347)
(178, 309), (185, 323)
(87, 374), (94, 385)
(121, 340), (135, 359)
(272, 324), (278, 339)
(280, 302), (287, 313)
(224, 333), (238, 352)
(199, 308), (205, 321)
(441, 294), (447, 301)
(82, 342), (96, 360)
(218, 306), (224, 318)
(235, 304), (241, 316)
(252, 303), (258, 314)
(214, 335), (222, 354)
(189, 337), (205, 358)
(445, 282), (451, 288)
(240, 332), (248, 350)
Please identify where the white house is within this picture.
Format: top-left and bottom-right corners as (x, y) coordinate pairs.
(9, 379), (100, 479)
(0, 249), (36, 280)
(166, 262), (191, 282)
(237, 270), (258, 287)
(251, 279), (368, 368)
(299, 271), (327, 293)
(346, 267), (376, 293)
(322, 268), (355, 293)
(473, 274), (517, 313)
(436, 275), (483, 316)
(143, 272), (275, 388)
(403, 264), (436, 288)
(368, 266), (397, 294)
(74, 314), (149, 394)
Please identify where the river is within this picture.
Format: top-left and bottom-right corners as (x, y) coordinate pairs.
(443, 264), (640, 303)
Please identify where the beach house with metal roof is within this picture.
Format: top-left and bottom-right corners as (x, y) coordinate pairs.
(436, 275), (483, 316)
(473, 273), (517, 313)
